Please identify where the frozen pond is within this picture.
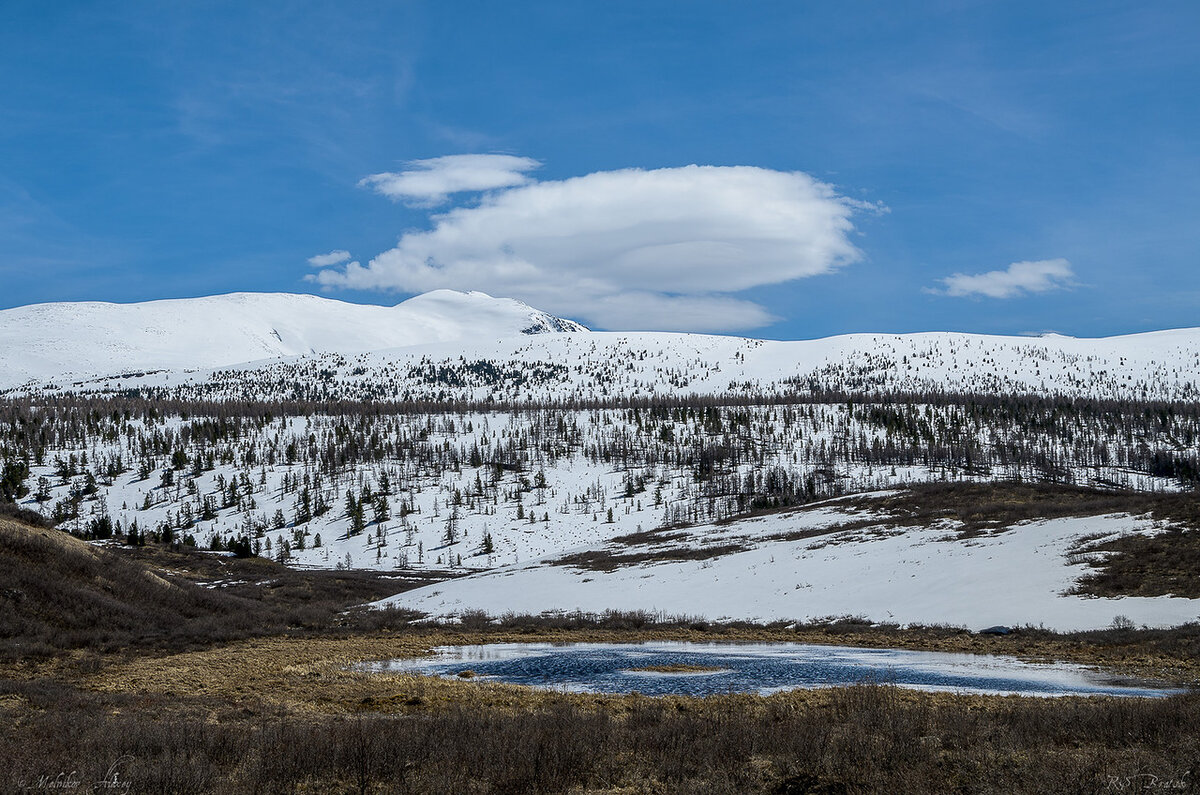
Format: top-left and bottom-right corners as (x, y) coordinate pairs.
(360, 641), (1183, 698)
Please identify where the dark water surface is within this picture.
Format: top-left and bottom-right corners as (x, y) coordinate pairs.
(360, 642), (1182, 698)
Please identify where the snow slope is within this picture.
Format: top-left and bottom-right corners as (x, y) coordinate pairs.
(376, 498), (1200, 632)
(0, 290), (586, 388)
(4, 288), (1199, 401)
(57, 325), (1200, 403)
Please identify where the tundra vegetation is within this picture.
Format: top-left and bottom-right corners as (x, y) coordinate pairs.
(2, 509), (1200, 793)
(0, 380), (1198, 791)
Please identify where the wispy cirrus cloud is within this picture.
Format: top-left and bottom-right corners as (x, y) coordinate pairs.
(931, 259), (1076, 299)
(358, 154), (541, 206)
(312, 163), (879, 332)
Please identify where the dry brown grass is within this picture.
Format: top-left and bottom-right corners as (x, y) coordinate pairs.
(554, 542), (749, 571)
(0, 517), (435, 660)
(37, 621), (1189, 721)
(1070, 525), (1200, 598)
(2, 634), (1198, 794)
(3, 488), (1200, 792)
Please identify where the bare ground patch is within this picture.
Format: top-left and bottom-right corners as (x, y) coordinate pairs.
(554, 542), (749, 572)
(1069, 526), (1200, 599)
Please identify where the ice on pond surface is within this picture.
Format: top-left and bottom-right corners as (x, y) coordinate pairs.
(359, 642), (1184, 698)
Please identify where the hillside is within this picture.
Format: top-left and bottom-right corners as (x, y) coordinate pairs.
(0, 514), (239, 655)
(34, 324), (1200, 404)
(0, 289), (586, 389)
(0, 514), (428, 658)
(0, 290), (1197, 632)
(375, 484), (1200, 632)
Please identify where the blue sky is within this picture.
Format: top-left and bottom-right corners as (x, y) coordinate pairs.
(1, 1), (1197, 338)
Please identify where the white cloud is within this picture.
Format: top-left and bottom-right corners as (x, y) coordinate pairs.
(314, 164), (872, 331)
(306, 249), (352, 267)
(359, 154), (541, 206)
(932, 259), (1075, 299)
(581, 293), (779, 333)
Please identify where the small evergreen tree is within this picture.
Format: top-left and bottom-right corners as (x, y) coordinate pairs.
(373, 494), (390, 524)
(229, 535), (255, 558)
(0, 459), (30, 503)
(350, 498), (366, 537)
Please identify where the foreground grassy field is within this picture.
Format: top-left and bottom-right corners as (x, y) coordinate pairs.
(2, 510), (1200, 793)
(3, 622), (1200, 794)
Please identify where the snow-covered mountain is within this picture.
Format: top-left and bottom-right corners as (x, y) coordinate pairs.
(33, 324), (1200, 404)
(4, 288), (1199, 402)
(0, 290), (586, 389)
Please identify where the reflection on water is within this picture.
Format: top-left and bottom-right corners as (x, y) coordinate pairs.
(358, 642), (1183, 698)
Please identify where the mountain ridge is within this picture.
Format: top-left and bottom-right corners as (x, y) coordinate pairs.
(3, 289), (1199, 403)
(0, 289), (587, 388)
(31, 323), (1200, 404)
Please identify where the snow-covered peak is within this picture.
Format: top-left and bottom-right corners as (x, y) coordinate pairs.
(395, 290), (588, 334)
(0, 290), (586, 388)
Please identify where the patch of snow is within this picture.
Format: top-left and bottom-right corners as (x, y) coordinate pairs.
(374, 507), (1200, 632)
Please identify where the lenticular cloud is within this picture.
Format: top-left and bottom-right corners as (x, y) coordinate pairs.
(358, 154), (541, 206)
(315, 163), (874, 332)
